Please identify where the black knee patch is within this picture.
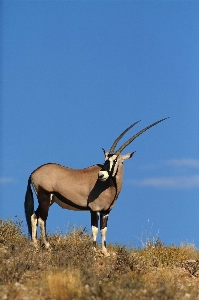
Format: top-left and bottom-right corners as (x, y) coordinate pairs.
(100, 213), (109, 230)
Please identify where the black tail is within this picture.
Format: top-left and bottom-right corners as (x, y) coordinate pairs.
(24, 177), (34, 238)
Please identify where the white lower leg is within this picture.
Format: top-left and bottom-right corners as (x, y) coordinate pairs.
(31, 213), (38, 247)
(92, 225), (98, 250)
(100, 227), (109, 256)
(38, 217), (50, 249)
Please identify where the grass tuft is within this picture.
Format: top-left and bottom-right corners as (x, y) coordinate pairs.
(46, 268), (84, 300)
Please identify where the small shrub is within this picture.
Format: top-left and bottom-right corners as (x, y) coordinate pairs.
(0, 218), (26, 246)
(49, 227), (95, 271)
(139, 239), (197, 268)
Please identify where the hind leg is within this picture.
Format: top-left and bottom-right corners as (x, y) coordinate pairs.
(38, 217), (50, 249)
(31, 213), (39, 248)
(34, 190), (51, 249)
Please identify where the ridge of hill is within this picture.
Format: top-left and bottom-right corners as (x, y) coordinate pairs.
(1, 218), (199, 300)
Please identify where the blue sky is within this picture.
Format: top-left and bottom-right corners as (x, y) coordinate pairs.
(1, 1), (199, 248)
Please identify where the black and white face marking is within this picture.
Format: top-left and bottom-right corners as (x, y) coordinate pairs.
(98, 153), (118, 181)
(98, 149), (135, 182)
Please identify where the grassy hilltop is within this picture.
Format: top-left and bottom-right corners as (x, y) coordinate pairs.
(1, 218), (199, 300)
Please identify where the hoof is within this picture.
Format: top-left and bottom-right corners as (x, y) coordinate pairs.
(32, 240), (38, 248)
(102, 248), (110, 257)
(41, 242), (51, 250)
(46, 245), (51, 251)
(45, 242), (50, 249)
(31, 242), (39, 252)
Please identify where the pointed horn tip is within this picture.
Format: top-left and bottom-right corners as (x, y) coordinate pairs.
(130, 151), (136, 158)
(159, 116), (169, 123)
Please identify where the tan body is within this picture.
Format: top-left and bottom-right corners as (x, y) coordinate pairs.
(31, 162), (123, 212)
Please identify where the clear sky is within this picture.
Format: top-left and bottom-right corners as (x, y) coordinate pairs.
(1, 1), (199, 248)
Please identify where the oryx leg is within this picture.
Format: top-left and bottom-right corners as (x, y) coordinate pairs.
(100, 211), (110, 256)
(91, 211), (99, 251)
(31, 213), (38, 248)
(33, 190), (51, 249)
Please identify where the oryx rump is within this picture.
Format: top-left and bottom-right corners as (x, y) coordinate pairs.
(24, 118), (168, 255)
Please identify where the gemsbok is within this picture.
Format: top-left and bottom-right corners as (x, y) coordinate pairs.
(25, 118), (168, 255)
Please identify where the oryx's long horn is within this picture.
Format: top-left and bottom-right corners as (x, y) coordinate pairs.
(109, 121), (141, 154)
(115, 117), (169, 155)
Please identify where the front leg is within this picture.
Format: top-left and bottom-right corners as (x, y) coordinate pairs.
(90, 211), (99, 251)
(100, 211), (110, 256)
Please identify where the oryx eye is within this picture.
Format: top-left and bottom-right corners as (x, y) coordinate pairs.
(114, 159), (117, 163)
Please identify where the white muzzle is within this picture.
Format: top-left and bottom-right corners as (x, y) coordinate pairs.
(98, 170), (109, 181)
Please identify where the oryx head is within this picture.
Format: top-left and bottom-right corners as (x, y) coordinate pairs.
(98, 118), (168, 181)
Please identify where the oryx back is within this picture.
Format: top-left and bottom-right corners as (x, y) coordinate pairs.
(31, 163), (102, 209)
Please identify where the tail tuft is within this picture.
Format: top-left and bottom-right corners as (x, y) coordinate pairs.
(24, 177), (34, 238)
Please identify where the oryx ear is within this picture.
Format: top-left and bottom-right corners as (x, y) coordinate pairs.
(102, 148), (109, 160)
(102, 148), (108, 155)
(120, 151), (136, 162)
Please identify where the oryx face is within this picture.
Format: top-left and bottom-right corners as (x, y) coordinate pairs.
(98, 149), (134, 181)
(98, 151), (119, 181)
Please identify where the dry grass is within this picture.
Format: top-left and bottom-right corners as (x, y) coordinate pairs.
(46, 268), (84, 300)
(1, 218), (199, 299)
